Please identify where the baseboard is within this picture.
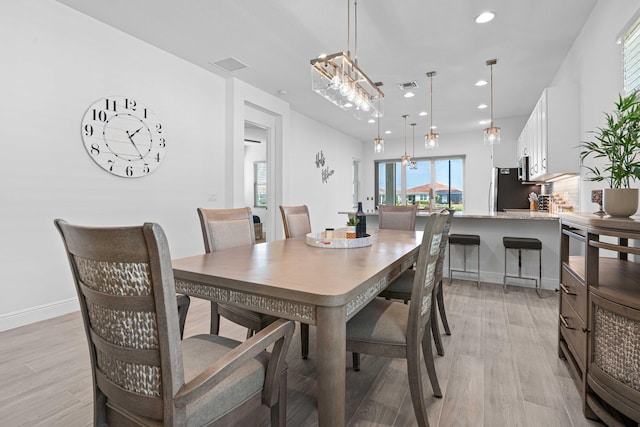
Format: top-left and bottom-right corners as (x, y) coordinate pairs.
(0, 298), (79, 332)
(445, 271), (558, 291)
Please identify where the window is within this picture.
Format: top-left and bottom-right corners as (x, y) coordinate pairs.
(254, 161), (267, 207)
(623, 16), (640, 95)
(375, 156), (465, 211)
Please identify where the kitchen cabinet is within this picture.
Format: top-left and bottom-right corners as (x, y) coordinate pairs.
(559, 213), (640, 425)
(518, 85), (579, 181)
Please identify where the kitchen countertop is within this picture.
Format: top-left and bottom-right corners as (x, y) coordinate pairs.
(339, 210), (559, 221)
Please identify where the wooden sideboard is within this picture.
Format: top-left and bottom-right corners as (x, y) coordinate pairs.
(559, 213), (640, 426)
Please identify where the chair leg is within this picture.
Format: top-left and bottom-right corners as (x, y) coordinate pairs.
(176, 294), (190, 339)
(352, 352), (361, 371)
(407, 340), (431, 427)
(422, 323), (442, 399)
(271, 369), (287, 427)
(301, 323), (309, 359)
(210, 301), (221, 335)
(430, 302), (444, 357)
(436, 281), (451, 336)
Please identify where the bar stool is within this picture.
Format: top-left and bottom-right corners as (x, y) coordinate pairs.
(503, 237), (542, 297)
(448, 234), (480, 288)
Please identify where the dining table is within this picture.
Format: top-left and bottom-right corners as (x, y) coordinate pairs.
(172, 229), (423, 427)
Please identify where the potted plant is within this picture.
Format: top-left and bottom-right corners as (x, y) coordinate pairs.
(580, 92), (640, 217)
(345, 216), (359, 239)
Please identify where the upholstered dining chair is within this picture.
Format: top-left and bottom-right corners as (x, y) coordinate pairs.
(378, 209), (453, 356)
(279, 205), (312, 359)
(197, 207), (280, 339)
(54, 219), (294, 426)
(346, 213), (449, 427)
(377, 204), (417, 231)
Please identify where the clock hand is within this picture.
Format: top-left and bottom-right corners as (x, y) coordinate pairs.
(125, 129), (145, 159)
(129, 126), (144, 139)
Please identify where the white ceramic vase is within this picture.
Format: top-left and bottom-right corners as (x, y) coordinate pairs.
(603, 188), (639, 217)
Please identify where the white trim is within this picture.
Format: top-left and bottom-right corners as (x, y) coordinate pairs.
(0, 298), (79, 332)
(616, 7), (640, 43)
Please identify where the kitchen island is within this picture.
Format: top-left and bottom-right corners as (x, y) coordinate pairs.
(342, 210), (560, 291)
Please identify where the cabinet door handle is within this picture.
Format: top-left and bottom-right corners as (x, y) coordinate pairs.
(559, 314), (574, 330)
(582, 327), (590, 333)
(560, 283), (576, 295)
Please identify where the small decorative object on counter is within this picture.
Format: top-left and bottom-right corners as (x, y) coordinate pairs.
(537, 195), (549, 212)
(346, 216), (359, 239)
(591, 189), (605, 216)
(355, 202), (367, 238)
(324, 228), (335, 238)
(528, 192), (539, 211)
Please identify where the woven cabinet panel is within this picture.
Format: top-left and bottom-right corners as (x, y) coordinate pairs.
(97, 350), (162, 397)
(593, 305), (640, 392)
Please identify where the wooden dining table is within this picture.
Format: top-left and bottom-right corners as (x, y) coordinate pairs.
(172, 229), (423, 427)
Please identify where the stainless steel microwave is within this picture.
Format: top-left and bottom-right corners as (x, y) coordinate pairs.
(518, 156), (529, 182)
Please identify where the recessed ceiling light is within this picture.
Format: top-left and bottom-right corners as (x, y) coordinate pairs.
(475, 12), (495, 24)
(368, 118), (376, 124)
(419, 111), (428, 116)
(475, 80), (488, 87)
(430, 125), (438, 130)
(385, 130), (392, 134)
(479, 119), (490, 125)
(344, 102), (353, 108)
(404, 92), (415, 98)
(477, 104), (488, 109)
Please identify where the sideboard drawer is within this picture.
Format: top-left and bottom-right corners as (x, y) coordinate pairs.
(561, 264), (587, 323)
(560, 294), (587, 370)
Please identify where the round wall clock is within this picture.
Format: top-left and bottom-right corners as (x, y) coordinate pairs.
(81, 96), (166, 178)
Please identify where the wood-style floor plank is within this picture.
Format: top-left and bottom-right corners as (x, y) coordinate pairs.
(0, 280), (602, 426)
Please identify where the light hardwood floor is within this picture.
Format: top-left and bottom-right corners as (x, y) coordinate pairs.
(0, 280), (602, 426)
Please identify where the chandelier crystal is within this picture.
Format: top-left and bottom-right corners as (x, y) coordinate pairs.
(483, 59), (501, 145)
(310, 0), (384, 120)
(401, 114), (411, 166)
(425, 71), (439, 149)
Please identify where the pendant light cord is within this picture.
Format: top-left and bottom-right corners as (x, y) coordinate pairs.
(490, 63), (494, 128)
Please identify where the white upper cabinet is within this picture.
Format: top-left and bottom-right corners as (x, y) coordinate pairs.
(518, 85), (579, 181)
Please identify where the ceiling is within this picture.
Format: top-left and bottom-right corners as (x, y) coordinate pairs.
(58, 0), (597, 143)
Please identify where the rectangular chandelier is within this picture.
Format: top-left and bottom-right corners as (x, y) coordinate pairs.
(310, 52), (384, 119)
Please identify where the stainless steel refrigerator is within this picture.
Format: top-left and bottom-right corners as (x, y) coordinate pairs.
(489, 167), (539, 212)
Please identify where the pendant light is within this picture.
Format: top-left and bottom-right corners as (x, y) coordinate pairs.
(425, 71), (439, 149)
(409, 123), (418, 169)
(401, 114), (410, 166)
(373, 99), (384, 153)
(483, 59), (501, 145)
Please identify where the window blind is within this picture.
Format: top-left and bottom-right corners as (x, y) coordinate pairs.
(254, 161), (267, 207)
(624, 17), (640, 95)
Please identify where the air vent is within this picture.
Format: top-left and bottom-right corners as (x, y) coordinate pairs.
(397, 81), (419, 90)
(211, 57), (248, 72)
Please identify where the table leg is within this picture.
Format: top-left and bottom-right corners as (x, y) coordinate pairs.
(316, 305), (346, 427)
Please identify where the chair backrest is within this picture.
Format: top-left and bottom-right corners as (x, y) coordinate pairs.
(378, 205), (418, 231)
(279, 205), (311, 238)
(197, 207), (256, 253)
(435, 209), (453, 285)
(406, 212), (450, 347)
(54, 220), (184, 425)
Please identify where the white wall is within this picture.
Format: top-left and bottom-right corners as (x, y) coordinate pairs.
(0, 0), (360, 330)
(551, 0), (640, 212)
(287, 111), (364, 232)
(360, 116), (527, 215)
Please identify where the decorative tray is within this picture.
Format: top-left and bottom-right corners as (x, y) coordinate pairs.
(305, 229), (373, 249)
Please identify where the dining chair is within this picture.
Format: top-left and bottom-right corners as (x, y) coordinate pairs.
(377, 204), (418, 230)
(378, 209), (453, 356)
(197, 207), (280, 339)
(54, 219), (294, 426)
(279, 205), (312, 359)
(346, 213), (449, 427)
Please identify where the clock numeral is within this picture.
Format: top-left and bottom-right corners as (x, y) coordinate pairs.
(143, 108), (148, 119)
(105, 98), (117, 112)
(158, 137), (166, 148)
(155, 152), (161, 162)
(155, 123), (162, 133)
(84, 124), (94, 137)
(125, 165), (134, 177)
(92, 109), (108, 122)
(90, 143), (100, 156)
(107, 159), (115, 172)
(143, 164), (150, 174)
(125, 98), (137, 110)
